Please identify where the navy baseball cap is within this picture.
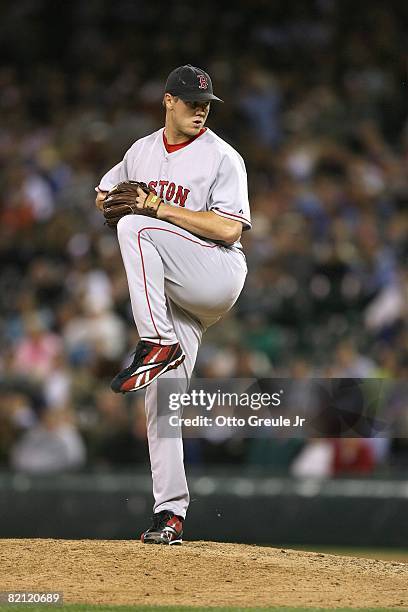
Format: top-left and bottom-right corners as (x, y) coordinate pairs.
(165, 64), (223, 102)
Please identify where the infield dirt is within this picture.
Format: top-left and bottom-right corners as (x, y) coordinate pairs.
(1, 539), (407, 609)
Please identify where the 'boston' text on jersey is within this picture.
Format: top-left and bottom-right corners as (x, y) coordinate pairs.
(148, 180), (190, 206)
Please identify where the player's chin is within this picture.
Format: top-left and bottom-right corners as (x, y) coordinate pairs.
(186, 123), (203, 135)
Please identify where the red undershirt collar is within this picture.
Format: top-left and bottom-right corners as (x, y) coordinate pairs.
(163, 128), (206, 153)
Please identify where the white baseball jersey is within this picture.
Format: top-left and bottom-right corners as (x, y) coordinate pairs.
(98, 127), (251, 246)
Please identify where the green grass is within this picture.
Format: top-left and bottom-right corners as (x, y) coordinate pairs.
(0, 605), (402, 611)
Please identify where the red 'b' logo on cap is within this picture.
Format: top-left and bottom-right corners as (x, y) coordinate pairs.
(197, 75), (208, 89)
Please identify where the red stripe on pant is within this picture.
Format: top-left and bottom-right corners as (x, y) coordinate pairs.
(136, 227), (218, 345)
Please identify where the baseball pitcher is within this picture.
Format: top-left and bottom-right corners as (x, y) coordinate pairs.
(95, 64), (251, 544)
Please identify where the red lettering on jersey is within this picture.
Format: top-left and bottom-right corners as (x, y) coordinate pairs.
(198, 75), (208, 89)
(158, 180), (169, 198)
(174, 186), (190, 207)
(165, 182), (176, 201)
(148, 181), (158, 194)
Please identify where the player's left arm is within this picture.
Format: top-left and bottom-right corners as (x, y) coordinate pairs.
(95, 149), (132, 211)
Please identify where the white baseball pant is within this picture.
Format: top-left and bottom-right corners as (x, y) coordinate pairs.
(117, 214), (247, 518)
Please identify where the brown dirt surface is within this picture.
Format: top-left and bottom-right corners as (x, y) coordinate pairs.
(1, 539), (407, 609)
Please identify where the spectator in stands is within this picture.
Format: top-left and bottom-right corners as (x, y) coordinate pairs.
(10, 407), (86, 474)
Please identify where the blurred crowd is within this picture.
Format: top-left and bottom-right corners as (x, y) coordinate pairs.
(0, 0), (407, 475)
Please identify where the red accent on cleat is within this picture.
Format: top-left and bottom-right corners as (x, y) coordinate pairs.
(141, 510), (184, 545)
(111, 341), (185, 394)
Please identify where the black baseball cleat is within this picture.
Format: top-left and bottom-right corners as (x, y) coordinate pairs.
(110, 341), (185, 393)
(141, 510), (184, 545)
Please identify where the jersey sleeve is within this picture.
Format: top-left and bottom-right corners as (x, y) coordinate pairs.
(95, 151), (130, 192)
(207, 152), (251, 230)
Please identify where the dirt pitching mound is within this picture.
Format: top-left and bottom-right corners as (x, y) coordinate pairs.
(1, 539), (407, 608)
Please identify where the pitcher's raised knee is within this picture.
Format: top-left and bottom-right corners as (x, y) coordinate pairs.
(117, 214), (145, 241)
